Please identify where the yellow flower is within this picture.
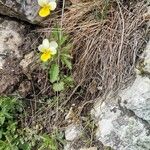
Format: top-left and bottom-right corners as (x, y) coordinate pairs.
(38, 39), (58, 62)
(38, 0), (57, 17)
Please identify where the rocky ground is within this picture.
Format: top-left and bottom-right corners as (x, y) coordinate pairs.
(0, 0), (150, 150)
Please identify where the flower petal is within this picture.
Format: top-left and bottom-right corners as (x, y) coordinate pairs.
(50, 48), (57, 55)
(42, 39), (50, 49)
(49, 2), (57, 11)
(38, 45), (44, 52)
(39, 7), (50, 17)
(40, 52), (51, 62)
(38, 0), (49, 7)
(49, 41), (58, 49)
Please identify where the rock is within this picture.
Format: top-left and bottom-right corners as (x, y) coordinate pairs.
(20, 51), (38, 76)
(0, 17), (36, 95)
(0, 17), (27, 94)
(0, 71), (20, 94)
(64, 143), (76, 150)
(20, 52), (35, 71)
(80, 147), (97, 150)
(92, 97), (150, 150)
(64, 123), (82, 150)
(65, 123), (81, 142)
(18, 80), (31, 97)
(0, 17), (25, 70)
(92, 38), (150, 149)
(0, 0), (41, 24)
(120, 76), (150, 123)
(91, 13), (150, 149)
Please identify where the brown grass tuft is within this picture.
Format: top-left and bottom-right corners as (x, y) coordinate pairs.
(54, 0), (148, 103)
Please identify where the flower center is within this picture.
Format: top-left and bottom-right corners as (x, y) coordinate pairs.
(43, 4), (51, 9)
(44, 51), (51, 55)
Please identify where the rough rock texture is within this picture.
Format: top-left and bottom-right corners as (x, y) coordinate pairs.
(120, 75), (150, 123)
(0, 17), (26, 66)
(92, 40), (150, 150)
(0, 17), (26, 94)
(0, 17), (36, 95)
(65, 124), (82, 142)
(80, 147), (97, 150)
(0, 0), (41, 23)
(143, 41), (150, 74)
(64, 123), (82, 150)
(91, 6), (150, 148)
(92, 96), (150, 150)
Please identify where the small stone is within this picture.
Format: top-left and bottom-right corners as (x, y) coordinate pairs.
(80, 147), (97, 150)
(20, 51), (35, 72)
(18, 80), (31, 97)
(65, 124), (81, 141)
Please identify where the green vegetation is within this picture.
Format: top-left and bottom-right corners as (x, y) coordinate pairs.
(0, 96), (65, 150)
(47, 28), (74, 92)
(0, 96), (23, 150)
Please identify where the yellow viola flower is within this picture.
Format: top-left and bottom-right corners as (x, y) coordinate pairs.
(38, 39), (58, 62)
(38, 0), (57, 17)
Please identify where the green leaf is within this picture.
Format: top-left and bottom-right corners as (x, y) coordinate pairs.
(64, 76), (74, 83)
(61, 54), (73, 59)
(53, 82), (64, 92)
(0, 116), (5, 125)
(62, 44), (72, 53)
(63, 76), (74, 88)
(61, 57), (72, 70)
(49, 64), (60, 83)
(60, 35), (68, 46)
(20, 143), (31, 150)
(0, 131), (2, 139)
(51, 30), (60, 42)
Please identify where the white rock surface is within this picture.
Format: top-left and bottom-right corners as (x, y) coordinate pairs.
(120, 76), (150, 123)
(92, 54), (150, 150)
(92, 97), (150, 150)
(65, 124), (81, 142)
(80, 147), (97, 150)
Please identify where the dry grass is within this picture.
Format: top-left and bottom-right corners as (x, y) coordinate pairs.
(30, 0), (149, 124)
(23, 0), (149, 148)
(44, 0), (148, 103)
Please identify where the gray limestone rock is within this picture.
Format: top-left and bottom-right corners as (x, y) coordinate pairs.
(0, 17), (35, 94)
(0, 17), (25, 70)
(120, 76), (150, 123)
(0, 0), (41, 23)
(92, 52), (150, 150)
(92, 95), (150, 150)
